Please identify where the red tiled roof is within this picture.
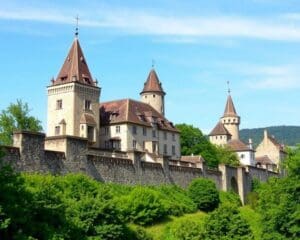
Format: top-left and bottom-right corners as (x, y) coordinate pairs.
(140, 69), (165, 94)
(209, 122), (231, 136)
(227, 139), (252, 152)
(256, 155), (275, 165)
(52, 38), (96, 87)
(223, 95), (238, 117)
(100, 99), (179, 132)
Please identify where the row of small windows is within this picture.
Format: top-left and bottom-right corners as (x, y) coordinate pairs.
(56, 99), (92, 110)
(109, 125), (176, 141)
(223, 118), (238, 123)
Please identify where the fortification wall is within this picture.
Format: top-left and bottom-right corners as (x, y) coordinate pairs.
(1, 131), (280, 205)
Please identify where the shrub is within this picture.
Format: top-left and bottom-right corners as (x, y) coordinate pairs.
(187, 178), (220, 212)
(204, 204), (254, 240)
(119, 187), (167, 225)
(219, 191), (242, 208)
(163, 218), (205, 240)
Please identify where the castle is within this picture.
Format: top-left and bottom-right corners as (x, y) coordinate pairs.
(1, 33), (283, 204)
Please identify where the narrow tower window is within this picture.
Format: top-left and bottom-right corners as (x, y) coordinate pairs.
(56, 99), (63, 110)
(85, 100), (91, 110)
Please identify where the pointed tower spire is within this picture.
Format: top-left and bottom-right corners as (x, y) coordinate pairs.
(52, 38), (95, 86)
(223, 94), (238, 117)
(140, 68), (166, 115)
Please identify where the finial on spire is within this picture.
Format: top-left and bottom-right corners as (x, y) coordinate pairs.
(75, 15), (79, 38)
(152, 59), (155, 68)
(227, 81), (231, 95)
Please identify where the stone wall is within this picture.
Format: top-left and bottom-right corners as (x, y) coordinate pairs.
(1, 131), (279, 205)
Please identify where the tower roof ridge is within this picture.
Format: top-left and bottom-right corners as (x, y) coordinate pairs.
(52, 38), (96, 87)
(140, 68), (165, 95)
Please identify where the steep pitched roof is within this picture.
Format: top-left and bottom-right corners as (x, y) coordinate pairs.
(100, 99), (178, 132)
(140, 69), (165, 95)
(223, 94), (238, 117)
(227, 139), (252, 152)
(209, 122), (231, 136)
(52, 38), (96, 87)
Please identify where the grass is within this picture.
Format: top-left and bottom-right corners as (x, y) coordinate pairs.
(239, 205), (263, 240)
(131, 211), (207, 240)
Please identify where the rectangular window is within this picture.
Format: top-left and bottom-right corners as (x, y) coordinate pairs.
(85, 100), (91, 110)
(143, 127), (147, 136)
(152, 130), (156, 138)
(152, 142), (157, 153)
(132, 125), (137, 135)
(56, 99), (63, 110)
(172, 145), (176, 155)
(55, 126), (60, 135)
(143, 141), (146, 150)
(87, 126), (94, 142)
(132, 140), (137, 149)
(104, 127), (109, 136)
(172, 133), (175, 141)
(116, 125), (120, 133)
(163, 144), (167, 154)
(164, 132), (167, 140)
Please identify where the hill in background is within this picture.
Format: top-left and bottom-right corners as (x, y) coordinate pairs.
(240, 126), (300, 147)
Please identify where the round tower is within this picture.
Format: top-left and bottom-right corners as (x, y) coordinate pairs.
(220, 94), (240, 140)
(140, 68), (166, 116)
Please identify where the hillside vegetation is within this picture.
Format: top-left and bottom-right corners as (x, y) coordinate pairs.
(240, 125), (300, 147)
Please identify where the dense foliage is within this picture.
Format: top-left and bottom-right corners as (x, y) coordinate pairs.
(175, 123), (239, 168)
(240, 125), (300, 147)
(0, 100), (42, 145)
(187, 178), (220, 212)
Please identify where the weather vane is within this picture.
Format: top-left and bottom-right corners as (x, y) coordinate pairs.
(75, 15), (79, 37)
(152, 59), (155, 68)
(227, 81), (231, 94)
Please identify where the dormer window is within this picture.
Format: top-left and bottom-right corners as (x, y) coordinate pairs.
(61, 76), (67, 81)
(83, 77), (90, 83)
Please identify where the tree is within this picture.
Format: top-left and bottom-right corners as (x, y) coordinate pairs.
(284, 144), (300, 177)
(0, 100), (42, 145)
(187, 178), (220, 212)
(175, 123), (239, 168)
(204, 204), (254, 240)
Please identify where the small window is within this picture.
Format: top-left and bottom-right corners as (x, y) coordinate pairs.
(240, 154), (245, 159)
(164, 132), (167, 140)
(104, 127), (109, 136)
(153, 94), (156, 98)
(172, 145), (176, 155)
(116, 125), (120, 133)
(143, 141), (146, 150)
(85, 100), (91, 110)
(172, 133), (175, 141)
(132, 140), (137, 149)
(152, 142), (157, 152)
(55, 126), (60, 135)
(132, 125), (137, 135)
(163, 144), (167, 154)
(56, 99), (63, 110)
(152, 130), (156, 138)
(143, 127), (147, 136)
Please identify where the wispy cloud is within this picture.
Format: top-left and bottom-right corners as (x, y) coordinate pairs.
(1, 6), (300, 42)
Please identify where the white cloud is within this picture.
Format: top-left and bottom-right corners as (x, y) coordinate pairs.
(1, 6), (300, 42)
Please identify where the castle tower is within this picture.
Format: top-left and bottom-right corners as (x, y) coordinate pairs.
(220, 94), (240, 140)
(47, 35), (101, 147)
(140, 68), (166, 116)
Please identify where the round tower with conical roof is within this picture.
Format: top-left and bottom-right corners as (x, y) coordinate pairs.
(140, 68), (166, 116)
(220, 94), (240, 140)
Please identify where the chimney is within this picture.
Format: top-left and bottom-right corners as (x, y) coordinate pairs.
(248, 138), (253, 150)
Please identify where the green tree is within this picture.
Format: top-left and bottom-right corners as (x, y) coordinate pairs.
(215, 145), (240, 167)
(204, 204), (254, 240)
(284, 144), (300, 177)
(187, 178), (220, 212)
(0, 100), (42, 145)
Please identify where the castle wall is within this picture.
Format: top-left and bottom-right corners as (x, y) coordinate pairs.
(1, 131), (279, 205)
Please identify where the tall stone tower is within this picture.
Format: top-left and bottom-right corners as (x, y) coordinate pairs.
(140, 68), (166, 115)
(220, 94), (240, 140)
(47, 35), (101, 147)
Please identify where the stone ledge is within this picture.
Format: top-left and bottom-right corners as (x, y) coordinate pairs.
(46, 135), (88, 141)
(13, 130), (45, 137)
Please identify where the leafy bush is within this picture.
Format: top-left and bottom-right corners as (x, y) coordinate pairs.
(118, 187), (167, 225)
(219, 191), (241, 207)
(163, 218), (205, 240)
(204, 204), (254, 240)
(188, 178), (220, 212)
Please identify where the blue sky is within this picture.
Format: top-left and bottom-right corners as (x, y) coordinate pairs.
(0, 0), (299, 133)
